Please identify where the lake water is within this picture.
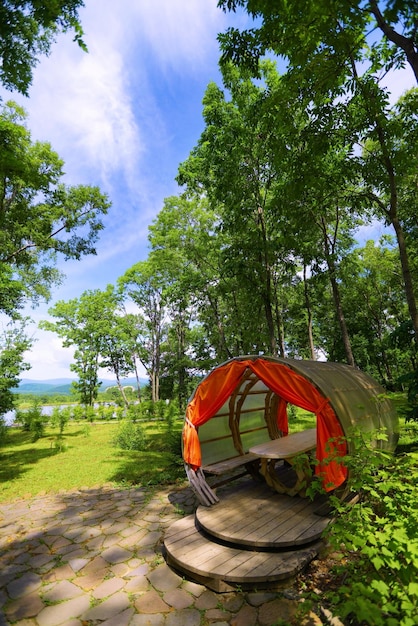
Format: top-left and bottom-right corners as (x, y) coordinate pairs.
(2, 403), (120, 426)
(3, 405), (60, 426)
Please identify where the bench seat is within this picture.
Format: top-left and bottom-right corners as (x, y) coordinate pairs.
(202, 452), (260, 475)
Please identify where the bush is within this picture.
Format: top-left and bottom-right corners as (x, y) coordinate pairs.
(126, 404), (142, 422)
(15, 401), (48, 441)
(113, 420), (148, 451)
(308, 429), (418, 626)
(50, 407), (70, 434)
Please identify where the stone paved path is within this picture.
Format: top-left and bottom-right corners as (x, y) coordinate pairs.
(0, 484), (317, 625)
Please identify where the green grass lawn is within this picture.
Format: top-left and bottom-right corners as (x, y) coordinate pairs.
(0, 421), (185, 503)
(1, 406), (416, 503)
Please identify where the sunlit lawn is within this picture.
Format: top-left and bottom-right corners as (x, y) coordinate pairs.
(1, 404), (414, 503)
(0, 421), (185, 503)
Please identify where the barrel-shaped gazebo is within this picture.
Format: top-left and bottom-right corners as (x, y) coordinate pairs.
(182, 356), (399, 505)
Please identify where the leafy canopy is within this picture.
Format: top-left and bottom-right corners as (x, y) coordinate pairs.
(0, 0), (86, 95)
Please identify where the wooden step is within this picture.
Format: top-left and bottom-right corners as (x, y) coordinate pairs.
(196, 481), (330, 549)
(164, 515), (322, 593)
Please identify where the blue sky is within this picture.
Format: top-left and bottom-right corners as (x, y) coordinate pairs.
(2, 1), (415, 381)
(2, 0), (252, 380)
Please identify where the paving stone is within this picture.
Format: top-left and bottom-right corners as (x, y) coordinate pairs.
(246, 591), (277, 607)
(147, 564), (182, 592)
(164, 608), (202, 626)
(68, 558), (89, 573)
(79, 555), (108, 574)
(102, 522), (128, 535)
(36, 594), (91, 626)
(92, 576), (125, 599)
(73, 569), (107, 591)
(41, 580), (84, 603)
(222, 594), (245, 612)
(118, 529), (148, 548)
(137, 531), (162, 547)
(82, 590), (131, 621)
(6, 572), (42, 599)
(4, 592), (45, 621)
(130, 614), (165, 626)
(181, 580), (206, 597)
(120, 525), (141, 538)
(194, 589), (219, 610)
(43, 564), (74, 582)
(258, 597), (299, 626)
(50, 537), (72, 550)
(134, 589), (170, 614)
(30, 554), (54, 568)
(124, 575), (150, 593)
(100, 607), (135, 626)
(206, 608), (231, 620)
(103, 534), (122, 549)
(102, 546), (133, 564)
(111, 562), (131, 577)
(163, 588), (194, 609)
(126, 564), (149, 577)
(230, 603), (258, 626)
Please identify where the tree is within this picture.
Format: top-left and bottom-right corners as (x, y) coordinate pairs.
(0, 0), (86, 95)
(177, 62), (298, 357)
(0, 321), (31, 417)
(97, 288), (139, 407)
(218, 0), (418, 342)
(119, 261), (169, 403)
(218, 1), (418, 84)
(0, 102), (109, 416)
(0, 102), (110, 316)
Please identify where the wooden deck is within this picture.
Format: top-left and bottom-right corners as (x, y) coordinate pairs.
(196, 480), (329, 549)
(164, 473), (331, 592)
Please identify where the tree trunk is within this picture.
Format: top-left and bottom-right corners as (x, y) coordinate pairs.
(257, 205), (277, 354)
(370, 1), (418, 84)
(115, 371), (129, 408)
(133, 357), (142, 402)
(391, 215), (418, 340)
(303, 264), (316, 360)
(321, 217), (356, 367)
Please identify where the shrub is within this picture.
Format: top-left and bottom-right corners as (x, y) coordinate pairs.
(50, 407), (70, 434)
(308, 429), (418, 626)
(126, 404), (142, 422)
(15, 401), (48, 441)
(113, 420), (148, 451)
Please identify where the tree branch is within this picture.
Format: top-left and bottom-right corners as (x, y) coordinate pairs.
(369, 0), (418, 83)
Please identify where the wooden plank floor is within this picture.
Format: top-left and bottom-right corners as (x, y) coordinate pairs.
(196, 479), (330, 549)
(164, 514), (321, 591)
(164, 477), (331, 591)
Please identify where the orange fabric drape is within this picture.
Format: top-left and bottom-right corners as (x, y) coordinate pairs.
(183, 358), (347, 491)
(276, 396), (289, 436)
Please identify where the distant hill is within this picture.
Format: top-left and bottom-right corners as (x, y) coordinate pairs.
(15, 377), (148, 395)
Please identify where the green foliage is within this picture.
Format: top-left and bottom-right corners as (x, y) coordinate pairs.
(398, 367), (418, 423)
(0, 418), (8, 447)
(125, 404), (142, 422)
(309, 430), (418, 625)
(0, 101), (109, 415)
(0, 322), (31, 417)
(50, 407), (70, 434)
(113, 420), (148, 451)
(15, 400), (48, 442)
(0, 1), (86, 95)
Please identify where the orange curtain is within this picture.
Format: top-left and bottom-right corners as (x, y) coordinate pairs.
(183, 358), (347, 490)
